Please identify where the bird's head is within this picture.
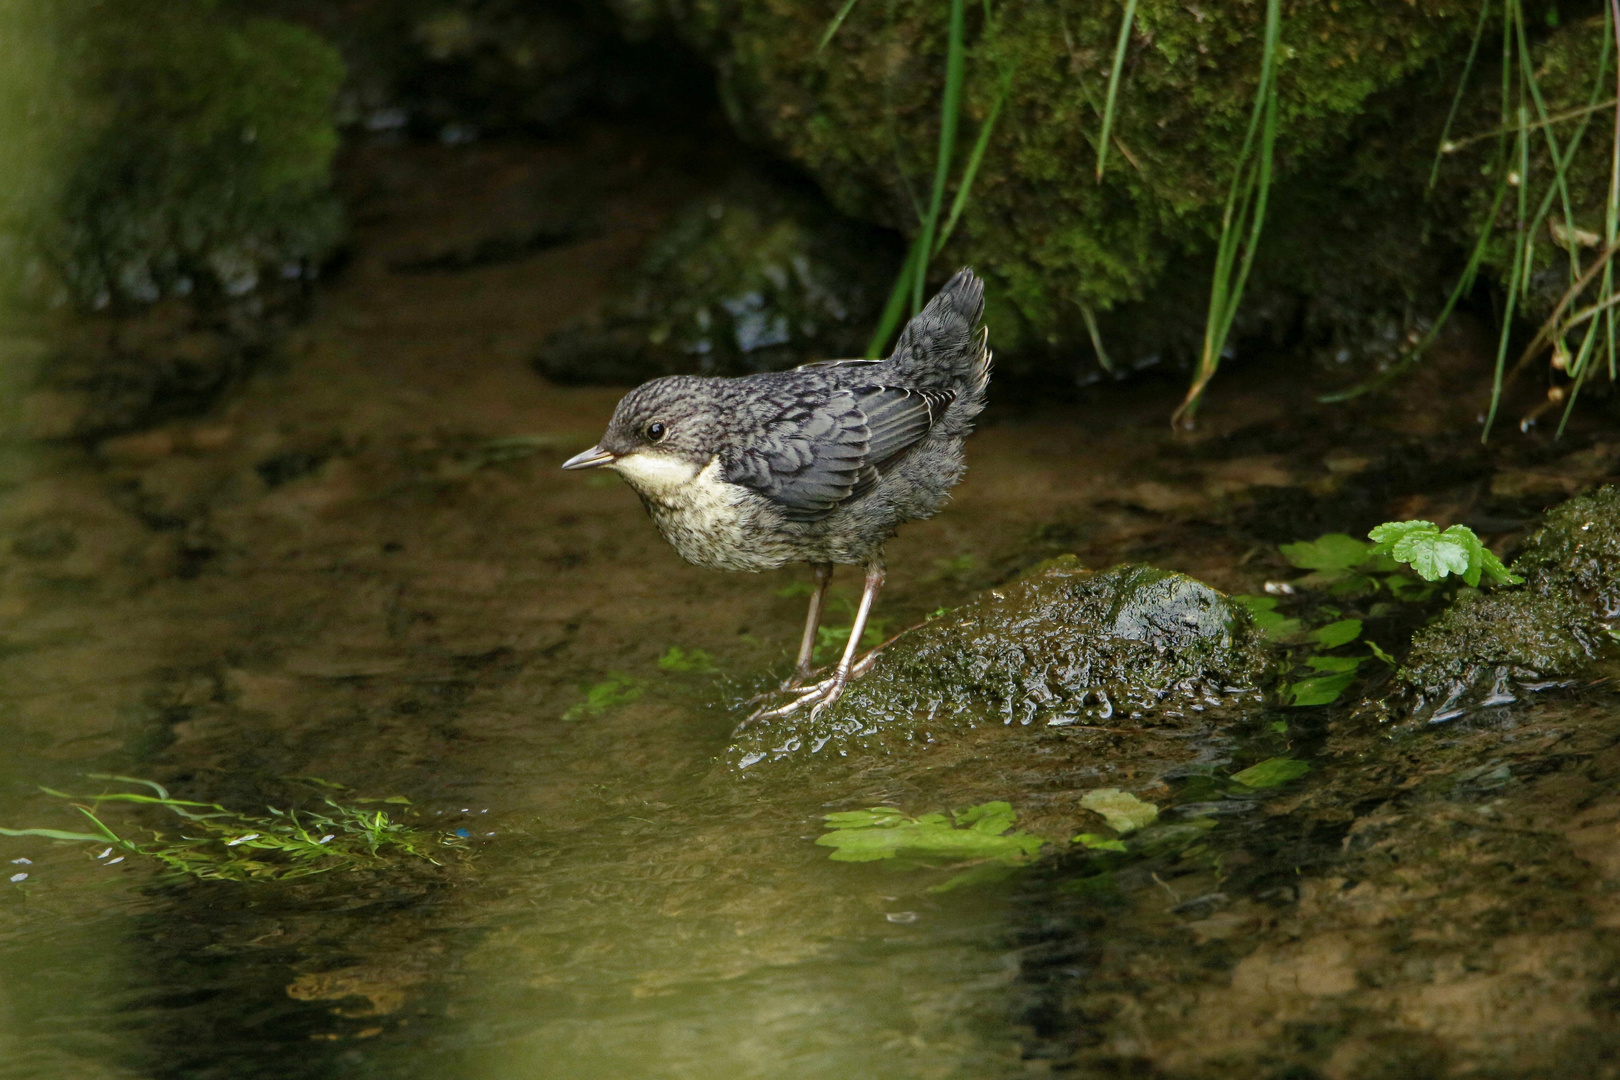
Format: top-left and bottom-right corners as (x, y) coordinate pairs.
(561, 376), (721, 492)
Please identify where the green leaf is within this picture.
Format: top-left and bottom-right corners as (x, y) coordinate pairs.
(1385, 573), (1437, 601)
(1477, 546), (1524, 586)
(1368, 521), (1519, 587)
(1285, 670), (1357, 706)
(1079, 789), (1159, 834)
(1231, 757), (1312, 788)
(816, 802), (1046, 865)
(657, 646), (717, 674)
(0, 826), (112, 842)
(1368, 519), (1438, 555)
(1312, 618), (1363, 648)
(1366, 640), (1396, 664)
(1279, 533), (1371, 571)
(927, 860), (1025, 893)
(953, 801), (1016, 835)
(1233, 595), (1303, 641)
(1305, 654), (1363, 673)
(563, 673), (643, 720)
(1073, 833), (1128, 852)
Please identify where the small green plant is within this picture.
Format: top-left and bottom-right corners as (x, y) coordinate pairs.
(0, 776), (461, 882)
(563, 673), (643, 720)
(1240, 521), (1520, 707)
(1231, 756), (1311, 789)
(817, 801), (1047, 892)
(1367, 520), (1522, 586)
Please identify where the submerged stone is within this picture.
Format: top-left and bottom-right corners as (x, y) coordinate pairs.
(729, 558), (1272, 768)
(1391, 485), (1620, 724)
(535, 169), (899, 383)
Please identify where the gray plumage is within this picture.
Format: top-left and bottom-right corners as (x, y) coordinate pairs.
(567, 268), (992, 573)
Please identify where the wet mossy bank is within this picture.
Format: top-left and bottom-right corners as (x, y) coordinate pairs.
(733, 483), (1620, 769)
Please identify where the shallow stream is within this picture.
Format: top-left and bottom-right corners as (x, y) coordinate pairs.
(1, 137), (1618, 1079)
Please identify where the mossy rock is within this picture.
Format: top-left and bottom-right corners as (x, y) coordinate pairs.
(1392, 485), (1620, 723)
(622, 0), (1486, 368)
(536, 169), (900, 382)
(5, 1), (346, 310)
(729, 558), (1272, 768)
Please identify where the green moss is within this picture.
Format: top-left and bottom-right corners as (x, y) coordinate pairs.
(729, 559), (1273, 767)
(663, 0), (1481, 349)
(10, 1), (346, 308)
(1393, 485), (1620, 722)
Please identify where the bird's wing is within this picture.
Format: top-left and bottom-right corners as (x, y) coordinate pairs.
(723, 385), (954, 522)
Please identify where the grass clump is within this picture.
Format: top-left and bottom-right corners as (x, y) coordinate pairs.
(0, 776), (462, 882)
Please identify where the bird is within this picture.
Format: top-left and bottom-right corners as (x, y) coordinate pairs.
(561, 267), (992, 726)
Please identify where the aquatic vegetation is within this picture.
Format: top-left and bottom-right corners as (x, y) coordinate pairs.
(816, 800), (1047, 892)
(1078, 788), (1158, 834)
(0, 777), (462, 882)
(657, 646), (717, 674)
(563, 674), (643, 720)
(1230, 756), (1311, 789)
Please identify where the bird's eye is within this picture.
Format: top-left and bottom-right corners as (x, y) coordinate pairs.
(646, 422), (666, 442)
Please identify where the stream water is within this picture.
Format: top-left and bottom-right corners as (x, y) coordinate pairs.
(1, 135), (1618, 1079)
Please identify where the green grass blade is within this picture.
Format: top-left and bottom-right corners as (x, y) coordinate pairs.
(0, 826), (110, 842)
(1430, 0), (1493, 191)
(817, 0), (863, 51)
(1080, 304), (1114, 373)
(1096, 0), (1138, 180)
(935, 68), (1012, 253)
(911, 0), (967, 315)
(1174, 0), (1280, 426)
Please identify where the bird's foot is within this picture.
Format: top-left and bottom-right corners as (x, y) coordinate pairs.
(733, 647), (883, 733)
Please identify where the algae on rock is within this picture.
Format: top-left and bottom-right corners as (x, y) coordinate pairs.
(730, 558), (1273, 767)
(1392, 485), (1620, 723)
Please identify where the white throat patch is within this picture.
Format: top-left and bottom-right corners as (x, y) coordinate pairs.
(609, 450), (708, 501)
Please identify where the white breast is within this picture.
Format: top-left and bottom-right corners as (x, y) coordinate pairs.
(609, 452), (792, 571)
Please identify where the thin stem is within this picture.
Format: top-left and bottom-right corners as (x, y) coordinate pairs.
(1431, 0), (1493, 189)
(912, 0), (967, 315)
(1096, 0), (1138, 180)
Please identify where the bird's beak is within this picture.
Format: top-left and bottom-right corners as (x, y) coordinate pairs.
(561, 444), (616, 470)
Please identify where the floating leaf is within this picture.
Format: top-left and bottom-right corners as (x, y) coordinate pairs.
(1231, 757), (1312, 788)
(816, 802), (1046, 866)
(1079, 789), (1159, 834)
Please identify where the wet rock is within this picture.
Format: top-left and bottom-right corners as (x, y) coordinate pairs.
(1391, 485), (1620, 723)
(730, 557), (1272, 767)
(614, 0), (1488, 377)
(535, 170), (900, 383)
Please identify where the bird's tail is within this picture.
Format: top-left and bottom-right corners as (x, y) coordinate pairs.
(888, 268), (992, 399)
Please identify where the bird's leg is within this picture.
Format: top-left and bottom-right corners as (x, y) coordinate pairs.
(741, 561), (885, 728)
(784, 562), (834, 690)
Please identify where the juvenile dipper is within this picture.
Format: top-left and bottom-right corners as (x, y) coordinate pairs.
(562, 268), (992, 724)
